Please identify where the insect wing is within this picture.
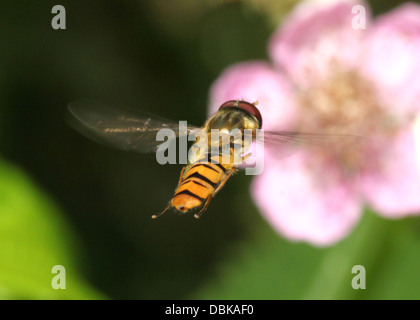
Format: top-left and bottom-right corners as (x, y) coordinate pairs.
(257, 130), (363, 159)
(68, 100), (199, 153)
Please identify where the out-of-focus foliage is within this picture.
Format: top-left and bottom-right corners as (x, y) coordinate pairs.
(244, 0), (300, 26)
(0, 158), (103, 299)
(195, 202), (420, 299)
(414, 114), (420, 176)
(0, 0), (419, 300)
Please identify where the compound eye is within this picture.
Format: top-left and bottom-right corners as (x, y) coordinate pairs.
(218, 100), (262, 128)
(218, 100), (237, 109)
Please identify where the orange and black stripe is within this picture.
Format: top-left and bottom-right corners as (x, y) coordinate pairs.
(170, 143), (240, 213)
(171, 158), (229, 208)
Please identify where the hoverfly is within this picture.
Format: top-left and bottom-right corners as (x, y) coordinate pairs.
(68, 100), (356, 219)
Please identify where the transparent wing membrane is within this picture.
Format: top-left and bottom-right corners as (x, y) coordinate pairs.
(257, 130), (363, 159)
(67, 100), (199, 153)
(68, 100), (362, 160)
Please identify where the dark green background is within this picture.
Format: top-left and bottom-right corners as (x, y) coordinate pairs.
(1, 0), (419, 299)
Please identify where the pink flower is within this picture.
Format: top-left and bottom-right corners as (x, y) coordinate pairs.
(208, 0), (420, 246)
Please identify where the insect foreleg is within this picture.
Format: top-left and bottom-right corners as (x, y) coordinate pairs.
(242, 153), (252, 162)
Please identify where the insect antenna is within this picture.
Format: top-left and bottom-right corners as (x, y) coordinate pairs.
(151, 203), (171, 219)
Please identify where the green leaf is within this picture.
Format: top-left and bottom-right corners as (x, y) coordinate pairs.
(0, 158), (104, 299)
(192, 227), (325, 300)
(304, 211), (420, 300)
(193, 183), (420, 300)
(192, 185), (326, 300)
(362, 216), (420, 300)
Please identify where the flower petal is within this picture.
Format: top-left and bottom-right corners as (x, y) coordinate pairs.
(251, 153), (363, 246)
(269, 0), (369, 87)
(361, 126), (420, 217)
(414, 113), (420, 177)
(208, 61), (298, 131)
(361, 3), (420, 118)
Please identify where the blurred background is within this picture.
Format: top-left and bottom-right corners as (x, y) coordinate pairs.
(1, 0), (420, 299)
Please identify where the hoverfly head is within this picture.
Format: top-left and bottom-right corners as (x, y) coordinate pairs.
(218, 100), (262, 129)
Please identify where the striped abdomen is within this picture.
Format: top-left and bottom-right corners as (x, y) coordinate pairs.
(171, 155), (229, 213)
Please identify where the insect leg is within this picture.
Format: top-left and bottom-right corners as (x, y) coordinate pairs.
(213, 167), (237, 194)
(177, 166), (186, 184)
(152, 167), (187, 219)
(151, 202), (172, 219)
(242, 153), (252, 162)
(193, 168), (237, 219)
(194, 196), (212, 219)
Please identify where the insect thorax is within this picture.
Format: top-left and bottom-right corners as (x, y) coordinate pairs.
(187, 108), (259, 166)
(205, 107), (260, 132)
